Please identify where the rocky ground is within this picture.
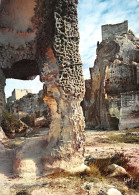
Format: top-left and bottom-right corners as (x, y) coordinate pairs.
(0, 128), (139, 195)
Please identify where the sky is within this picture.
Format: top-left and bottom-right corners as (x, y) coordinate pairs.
(5, 0), (139, 98)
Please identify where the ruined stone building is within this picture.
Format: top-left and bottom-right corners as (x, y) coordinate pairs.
(7, 88), (32, 103)
(82, 20), (139, 130)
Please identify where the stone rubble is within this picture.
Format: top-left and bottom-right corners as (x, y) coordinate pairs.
(0, 126), (6, 141)
(107, 164), (128, 177)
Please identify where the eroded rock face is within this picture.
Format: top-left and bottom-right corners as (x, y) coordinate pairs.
(0, 69), (6, 124)
(0, 0), (85, 177)
(7, 90), (50, 128)
(82, 21), (139, 130)
(0, 126), (6, 141)
(34, 116), (49, 127)
(36, 0), (85, 155)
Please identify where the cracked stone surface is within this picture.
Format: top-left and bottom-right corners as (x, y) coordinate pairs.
(82, 21), (139, 130)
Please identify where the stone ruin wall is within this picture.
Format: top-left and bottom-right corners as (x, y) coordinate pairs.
(7, 88), (32, 103)
(82, 20), (139, 130)
(102, 20), (128, 40)
(0, 68), (5, 123)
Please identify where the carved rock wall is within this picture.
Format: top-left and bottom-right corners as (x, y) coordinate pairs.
(82, 21), (139, 130)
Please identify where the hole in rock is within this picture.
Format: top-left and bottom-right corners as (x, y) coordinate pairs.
(3, 76), (50, 139)
(5, 76), (43, 100)
(3, 59), (39, 80)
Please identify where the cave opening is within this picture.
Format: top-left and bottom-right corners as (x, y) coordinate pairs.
(5, 75), (43, 101)
(3, 75), (45, 137)
(3, 59), (40, 80)
(4, 58), (43, 102)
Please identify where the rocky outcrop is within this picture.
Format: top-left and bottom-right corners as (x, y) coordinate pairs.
(7, 90), (51, 127)
(0, 0), (85, 178)
(0, 69), (6, 125)
(107, 164), (128, 177)
(82, 21), (139, 130)
(34, 116), (49, 127)
(0, 127), (6, 141)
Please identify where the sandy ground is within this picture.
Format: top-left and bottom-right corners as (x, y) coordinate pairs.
(85, 130), (139, 170)
(0, 129), (139, 195)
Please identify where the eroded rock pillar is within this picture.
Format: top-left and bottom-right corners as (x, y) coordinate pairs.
(43, 85), (85, 157)
(0, 69), (6, 125)
(39, 0), (85, 156)
(13, 0), (85, 178)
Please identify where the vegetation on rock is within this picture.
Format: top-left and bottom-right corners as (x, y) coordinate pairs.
(85, 152), (130, 176)
(38, 97), (44, 106)
(1, 112), (21, 135)
(21, 115), (34, 127)
(35, 111), (40, 118)
(128, 29), (135, 36)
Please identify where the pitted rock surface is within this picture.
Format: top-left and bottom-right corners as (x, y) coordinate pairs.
(0, 0), (85, 178)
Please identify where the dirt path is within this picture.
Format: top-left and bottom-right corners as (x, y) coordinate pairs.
(0, 129), (139, 195)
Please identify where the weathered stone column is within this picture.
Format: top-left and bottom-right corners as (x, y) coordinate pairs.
(37, 0), (85, 158)
(0, 68), (6, 125)
(13, 0), (85, 178)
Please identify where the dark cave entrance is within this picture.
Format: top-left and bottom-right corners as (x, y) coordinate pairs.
(3, 59), (40, 80)
(4, 58), (43, 105)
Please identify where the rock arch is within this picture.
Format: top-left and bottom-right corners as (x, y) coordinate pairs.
(0, 0), (85, 177)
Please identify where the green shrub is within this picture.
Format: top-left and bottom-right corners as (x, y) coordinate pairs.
(21, 115), (33, 126)
(38, 97), (44, 106)
(109, 133), (139, 143)
(85, 152), (130, 175)
(128, 29), (135, 36)
(110, 152), (130, 167)
(35, 111), (40, 118)
(1, 112), (21, 134)
(16, 190), (30, 195)
(42, 110), (48, 117)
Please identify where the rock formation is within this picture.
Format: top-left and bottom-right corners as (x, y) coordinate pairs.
(0, 0), (85, 177)
(0, 126), (6, 141)
(82, 20), (139, 130)
(7, 90), (50, 128)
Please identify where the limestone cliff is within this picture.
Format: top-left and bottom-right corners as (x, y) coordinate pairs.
(82, 21), (139, 130)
